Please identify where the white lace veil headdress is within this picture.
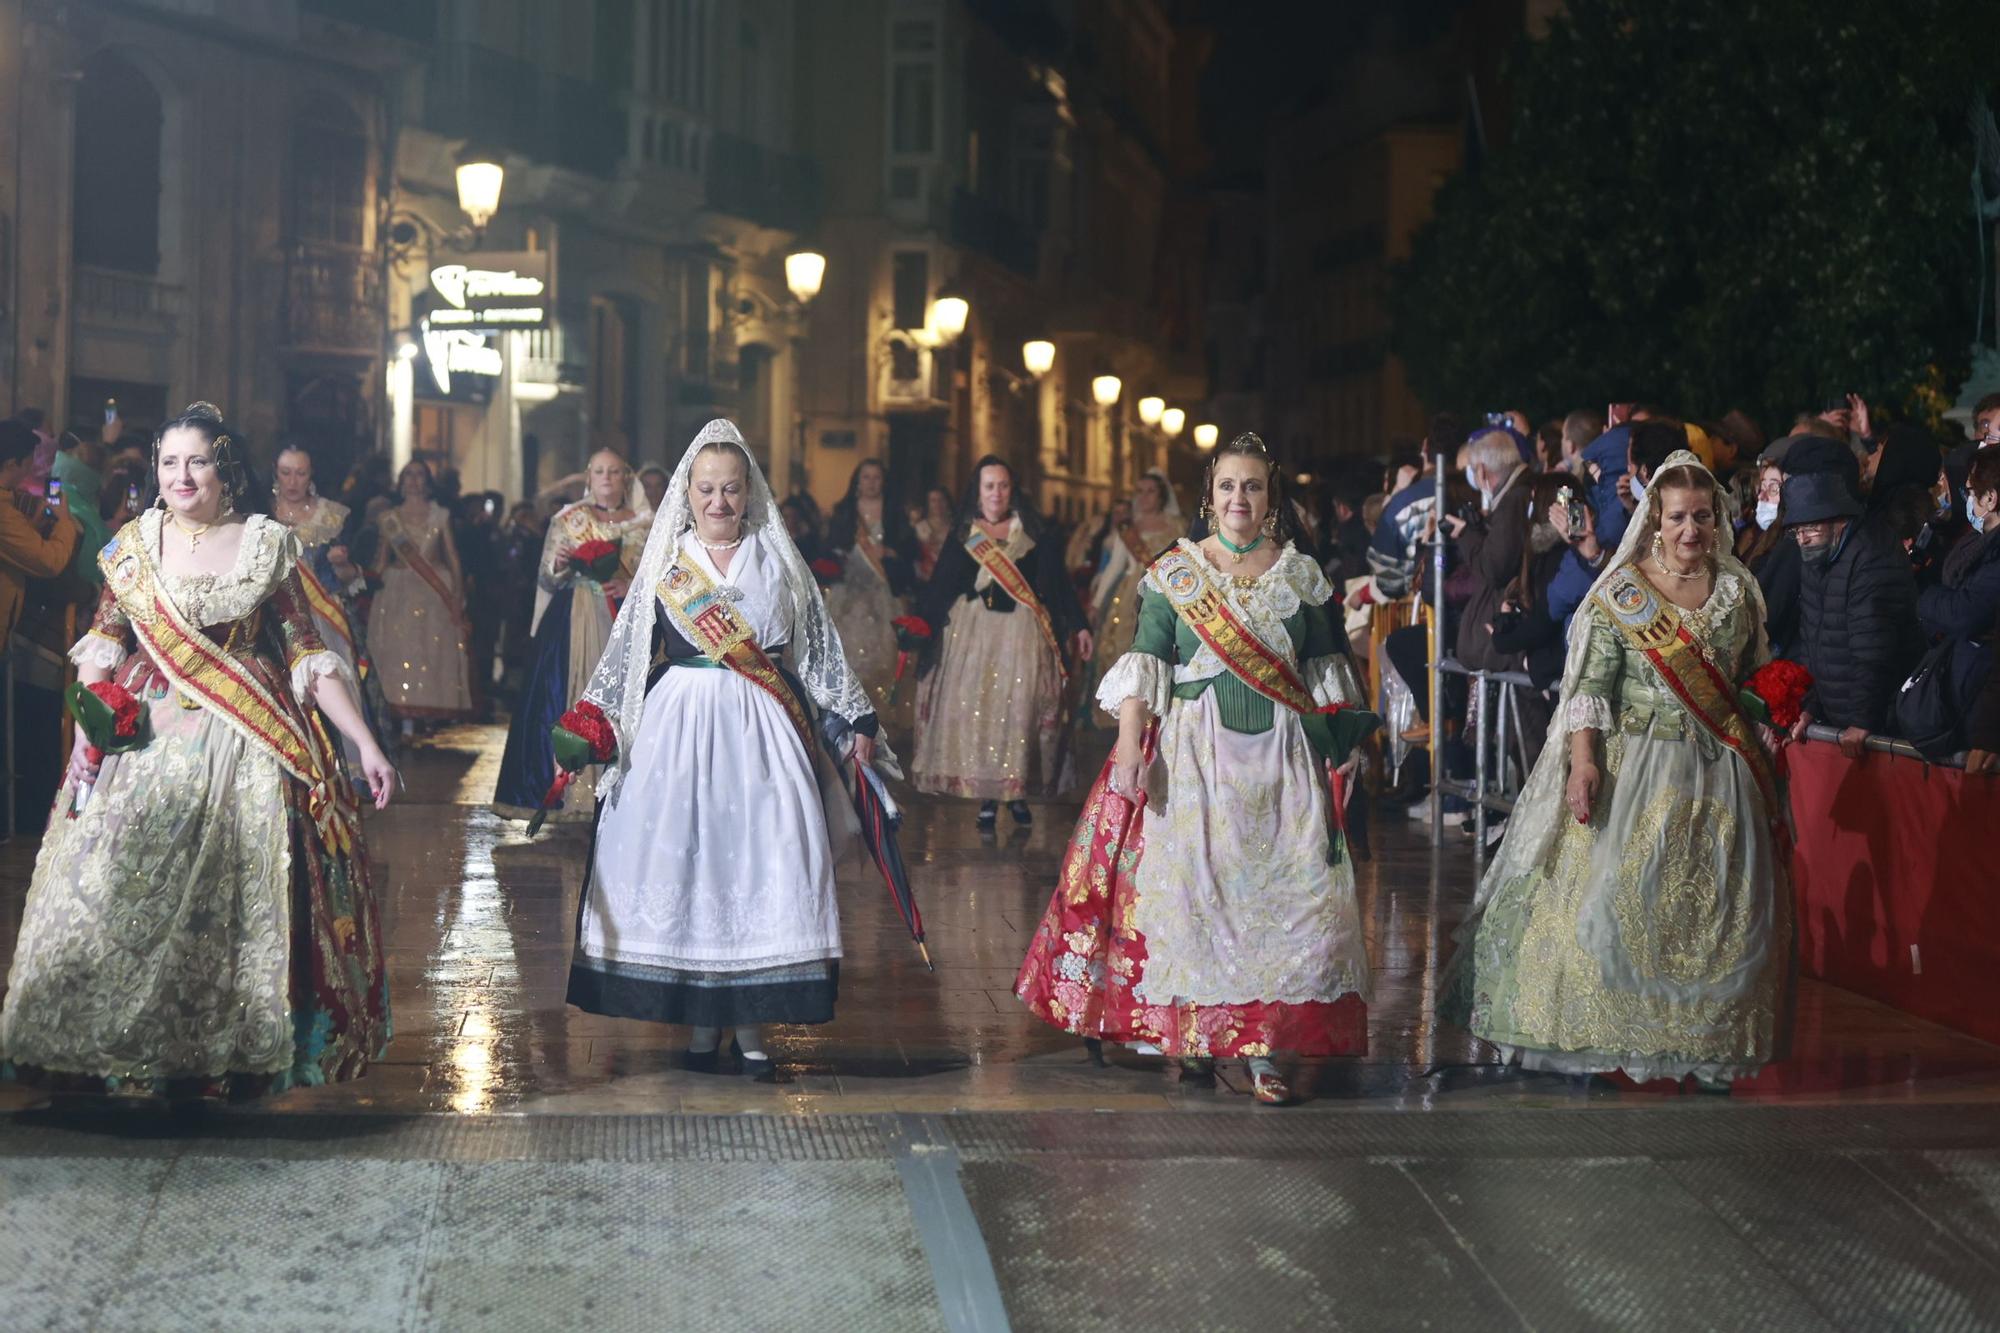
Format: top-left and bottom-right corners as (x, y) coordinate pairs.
(1470, 447), (1771, 915)
(581, 419), (879, 799)
(1139, 467), (1183, 521)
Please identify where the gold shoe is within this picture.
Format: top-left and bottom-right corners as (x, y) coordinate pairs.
(1249, 1066), (1297, 1106)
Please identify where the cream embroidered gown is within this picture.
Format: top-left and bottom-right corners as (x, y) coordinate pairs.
(0, 513), (389, 1096)
(1448, 566), (1791, 1083)
(367, 502), (473, 720)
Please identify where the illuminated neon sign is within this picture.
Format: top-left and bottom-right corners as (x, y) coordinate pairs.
(427, 251), (551, 331)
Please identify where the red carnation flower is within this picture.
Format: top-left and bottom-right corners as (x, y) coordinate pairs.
(810, 557), (843, 583)
(555, 699), (618, 764)
(1744, 660), (1812, 732)
(569, 539), (622, 583)
(86, 681), (144, 740)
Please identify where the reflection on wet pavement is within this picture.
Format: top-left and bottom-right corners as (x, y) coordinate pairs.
(2, 721), (1997, 1115)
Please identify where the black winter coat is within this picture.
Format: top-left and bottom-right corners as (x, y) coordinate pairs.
(1796, 519), (1921, 732)
(1752, 536), (1802, 661)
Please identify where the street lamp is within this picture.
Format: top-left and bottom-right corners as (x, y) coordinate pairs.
(1137, 395), (1164, 426)
(1161, 407), (1185, 438)
(928, 293), (970, 345)
(1092, 375), (1123, 408)
(1021, 339), (1055, 377)
(454, 146), (505, 233)
(1193, 422), (1219, 450)
(785, 251), (826, 305)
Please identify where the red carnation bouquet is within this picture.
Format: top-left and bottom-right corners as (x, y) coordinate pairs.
(65, 680), (150, 817)
(1740, 660), (1813, 734)
(810, 557), (844, 586)
(888, 615), (933, 703)
(568, 539), (622, 584)
(526, 699), (618, 835)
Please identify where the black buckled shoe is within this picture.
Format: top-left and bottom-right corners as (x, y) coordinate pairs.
(681, 1046), (720, 1074)
(977, 801), (998, 826)
(729, 1038), (775, 1082)
(1008, 800), (1032, 826)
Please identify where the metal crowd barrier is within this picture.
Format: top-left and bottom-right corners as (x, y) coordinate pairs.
(1798, 723), (1968, 769)
(1426, 657), (1541, 863)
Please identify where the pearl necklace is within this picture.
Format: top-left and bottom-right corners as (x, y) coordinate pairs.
(698, 535), (744, 551)
(1653, 553), (1708, 582)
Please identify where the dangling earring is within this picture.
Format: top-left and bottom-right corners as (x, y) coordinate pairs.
(1262, 509), (1278, 538)
(308, 481), (318, 499)
(1652, 531), (1666, 563)
(1200, 496), (1213, 522)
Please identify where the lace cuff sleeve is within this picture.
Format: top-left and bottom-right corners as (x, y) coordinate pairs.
(69, 629), (128, 672)
(1562, 694), (1614, 734)
(1095, 650), (1173, 717)
(1302, 653), (1365, 709)
(290, 649), (357, 705)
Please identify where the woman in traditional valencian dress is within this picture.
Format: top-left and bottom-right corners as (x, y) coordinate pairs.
(912, 485), (954, 583)
(912, 456), (1091, 826)
(270, 443), (388, 779)
(823, 458), (916, 710)
(567, 420), (888, 1078)
(1015, 433), (1375, 1106)
(1086, 469), (1184, 724)
(0, 403), (395, 1101)
(1444, 450), (1792, 1087)
(492, 449), (652, 823)
(366, 460), (474, 733)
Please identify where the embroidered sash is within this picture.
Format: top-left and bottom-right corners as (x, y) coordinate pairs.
(295, 559), (356, 660)
(655, 554), (814, 756)
(1149, 546), (1332, 718)
(102, 526), (356, 848)
(965, 527), (1064, 676)
(381, 511), (458, 613)
(851, 525), (891, 587)
(1593, 571), (1780, 819)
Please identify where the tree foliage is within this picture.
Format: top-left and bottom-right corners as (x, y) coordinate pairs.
(1389, 0), (1995, 434)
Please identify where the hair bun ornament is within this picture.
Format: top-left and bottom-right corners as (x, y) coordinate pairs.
(183, 401), (226, 426)
(1229, 431), (1268, 453)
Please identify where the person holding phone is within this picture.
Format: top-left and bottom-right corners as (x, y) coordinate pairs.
(0, 420), (80, 642)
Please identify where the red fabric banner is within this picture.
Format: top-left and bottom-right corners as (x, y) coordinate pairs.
(1788, 739), (2000, 1047)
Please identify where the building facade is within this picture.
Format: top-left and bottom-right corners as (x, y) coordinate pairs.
(2, 0), (1207, 522)
(0, 0), (409, 481)
(791, 0), (1209, 523)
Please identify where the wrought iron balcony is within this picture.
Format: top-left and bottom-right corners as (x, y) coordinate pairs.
(282, 247), (382, 355)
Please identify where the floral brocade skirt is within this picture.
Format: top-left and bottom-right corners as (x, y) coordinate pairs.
(0, 658), (390, 1100)
(1014, 699), (1370, 1059)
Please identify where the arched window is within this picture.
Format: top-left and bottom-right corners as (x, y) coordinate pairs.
(290, 98), (368, 248)
(72, 51), (163, 273)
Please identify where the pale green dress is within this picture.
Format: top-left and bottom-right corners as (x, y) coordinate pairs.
(1450, 567), (1791, 1084)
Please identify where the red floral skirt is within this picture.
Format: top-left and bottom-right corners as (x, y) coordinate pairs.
(1014, 748), (1367, 1058)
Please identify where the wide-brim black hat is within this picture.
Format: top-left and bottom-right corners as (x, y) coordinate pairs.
(1781, 470), (1863, 526)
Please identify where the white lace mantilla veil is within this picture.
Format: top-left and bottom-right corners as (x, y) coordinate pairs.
(1467, 447), (1772, 917)
(581, 419), (885, 800)
(1140, 467), (1184, 521)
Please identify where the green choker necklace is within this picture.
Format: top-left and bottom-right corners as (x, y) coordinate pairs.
(1216, 531), (1264, 564)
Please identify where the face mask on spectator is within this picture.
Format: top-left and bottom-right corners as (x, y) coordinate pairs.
(1799, 538), (1835, 566)
(1970, 493), (1992, 534)
(1629, 474), (1646, 509)
(1754, 500), (1779, 530)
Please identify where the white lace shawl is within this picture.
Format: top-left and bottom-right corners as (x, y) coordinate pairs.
(580, 419), (879, 799)
(1094, 539), (1363, 715)
(69, 510), (352, 705)
(1471, 449), (1772, 914)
